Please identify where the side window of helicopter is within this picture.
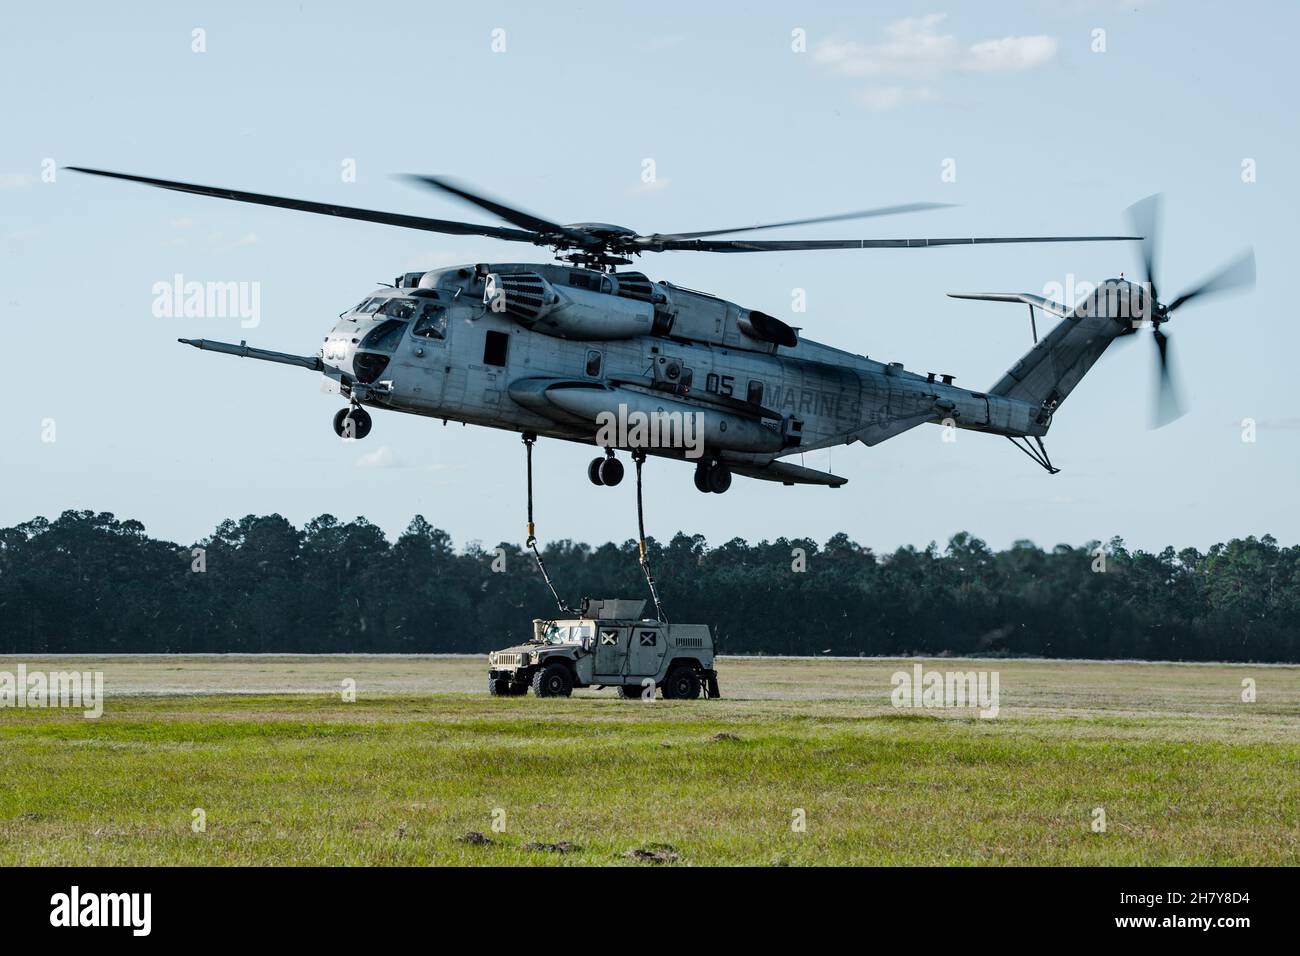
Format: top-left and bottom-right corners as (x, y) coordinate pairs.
(585, 349), (603, 377)
(747, 380), (764, 406)
(413, 303), (448, 340)
(359, 319), (407, 351)
(377, 297), (419, 321)
(483, 330), (510, 367)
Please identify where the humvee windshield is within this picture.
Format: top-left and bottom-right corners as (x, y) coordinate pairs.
(540, 623), (593, 644)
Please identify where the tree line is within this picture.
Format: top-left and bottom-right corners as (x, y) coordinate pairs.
(1, 510), (1296, 662)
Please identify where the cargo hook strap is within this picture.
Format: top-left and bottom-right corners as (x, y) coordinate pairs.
(523, 433), (575, 615)
(633, 451), (667, 623)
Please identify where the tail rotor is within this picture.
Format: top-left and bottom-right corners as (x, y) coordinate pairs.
(1125, 194), (1256, 428)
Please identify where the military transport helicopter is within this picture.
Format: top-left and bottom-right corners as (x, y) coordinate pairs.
(70, 168), (1253, 496)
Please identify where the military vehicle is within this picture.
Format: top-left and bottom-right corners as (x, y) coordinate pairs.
(487, 600), (719, 699)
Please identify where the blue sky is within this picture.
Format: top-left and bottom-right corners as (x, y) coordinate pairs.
(4, 0), (1296, 553)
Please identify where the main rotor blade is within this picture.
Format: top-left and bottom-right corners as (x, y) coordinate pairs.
(1166, 249), (1256, 314)
(67, 167), (541, 243)
(651, 235), (1139, 253)
(647, 202), (954, 241)
(1126, 193), (1162, 304)
(401, 174), (593, 245)
(1151, 328), (1186, 428)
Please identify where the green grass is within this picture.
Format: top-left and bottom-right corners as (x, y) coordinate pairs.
(0, 656), (1297, 865)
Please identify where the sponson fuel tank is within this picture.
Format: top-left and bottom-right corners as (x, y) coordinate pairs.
(508, 378), (785, 454)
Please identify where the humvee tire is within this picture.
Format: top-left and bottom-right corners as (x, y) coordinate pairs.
(532, 663), (574, 698)
(488, 677), (510, 696)
(661, 666), (701, 700)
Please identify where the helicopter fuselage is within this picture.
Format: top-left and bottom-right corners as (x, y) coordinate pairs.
(310, 262), (1048, 486)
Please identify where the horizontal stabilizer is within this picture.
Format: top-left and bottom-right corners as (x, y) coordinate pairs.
(947, 292), (1071, 318)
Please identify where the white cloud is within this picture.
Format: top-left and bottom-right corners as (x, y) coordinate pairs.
(965, 35), (1057, 73)
(814, 13), (1058, 109)
(815, 15), (958, 79)
(854, 85), (938, 112)
(356, 445), (398, 469)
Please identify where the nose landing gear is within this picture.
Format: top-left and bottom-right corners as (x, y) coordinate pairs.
(333, 406), (372, 440)
(693, 459), (732, 494)
(587, 449), (624, 487)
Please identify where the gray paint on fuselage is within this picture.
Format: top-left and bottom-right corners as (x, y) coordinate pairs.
(326, 263), (1053, 465)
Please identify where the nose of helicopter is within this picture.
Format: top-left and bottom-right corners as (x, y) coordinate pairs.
(322, 328), (356, 374)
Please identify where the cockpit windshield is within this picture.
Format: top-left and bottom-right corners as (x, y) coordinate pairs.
(353, 296), (386, 314)
(377, 297), (420, 321)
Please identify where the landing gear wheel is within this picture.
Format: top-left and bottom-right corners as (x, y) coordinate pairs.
(706, 463), (732, 494)
(617, 684), (646, 700)
(598, 457), (624, 487)
(488, 677), (510, 697)
(333, 406), (372, 440)
(532, 664), (574, 698)
(662, 668), (701, 700)
(588, 458), (605, 486)
(693, 464), (711, 494)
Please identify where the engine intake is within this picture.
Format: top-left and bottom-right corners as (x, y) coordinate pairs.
(485, 272), (655, 340)
(484, 272), (559, 324)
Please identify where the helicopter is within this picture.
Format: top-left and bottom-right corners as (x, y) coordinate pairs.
(69, 168), (1254, 497)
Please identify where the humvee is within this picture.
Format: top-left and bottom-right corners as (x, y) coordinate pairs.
(487, 599), (720, 699)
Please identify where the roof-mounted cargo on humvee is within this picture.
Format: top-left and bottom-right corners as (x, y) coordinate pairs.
(487, 599), (720, 699)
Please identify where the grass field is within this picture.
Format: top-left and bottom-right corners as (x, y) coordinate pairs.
(1, 655), (1297, 866)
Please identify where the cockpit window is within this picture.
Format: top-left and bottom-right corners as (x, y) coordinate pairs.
(354, 296), (385, 314)
(377, 297), (419, 320)
(359, 318), (407, 351)
(412, 303), (448, 340)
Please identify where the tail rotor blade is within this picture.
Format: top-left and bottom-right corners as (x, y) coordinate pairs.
(1150, 328), (1186, 428)
(1166, 249), (1256, 314)
(1126, 193), (1162, 304)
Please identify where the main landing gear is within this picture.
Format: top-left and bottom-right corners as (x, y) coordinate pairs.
(592, 451), (730, 494)
(587, 449), (625, 487)
(332, 405), (372, 440)
(693, 459), (732, 494)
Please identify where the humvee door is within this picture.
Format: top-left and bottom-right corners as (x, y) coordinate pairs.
(630, 626), (667, 677)
(593, 625), (628, 678)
